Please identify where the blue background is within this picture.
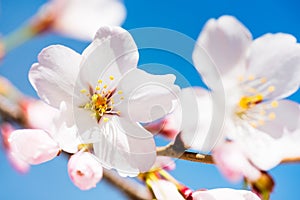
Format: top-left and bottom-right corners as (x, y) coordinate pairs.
(1, 0), (300, 199)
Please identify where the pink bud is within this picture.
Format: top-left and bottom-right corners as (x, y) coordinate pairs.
(8, 129), (60, 165)
(68, 151), (103, 190)
(1, 124), (30, 173)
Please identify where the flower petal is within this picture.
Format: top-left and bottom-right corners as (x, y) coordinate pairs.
(149, 180), (185, 200)
(29, 45), (81, 108)
(9, 129), (60, 165)
(115, 68), (180, 123)
(213, 142), (261, 182)
(257, 100), (300, 138)
(68, 151), (103, 190)
(179, 87), (218, 152)
(246, 33), (300, 99)
(77, 26), (138, 91)
(52, 0), (126, 41)
(92, 116), (156, 176)
(193, 15), (252, 88)
(192, 188), (260, 200)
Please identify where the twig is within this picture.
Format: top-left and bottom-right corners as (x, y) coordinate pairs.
(156, 144), (214, 164)
(281, 157), (300, 164)
(103, 169), (152, 200)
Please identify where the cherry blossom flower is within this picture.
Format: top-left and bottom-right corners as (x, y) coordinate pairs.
(68, 151), (103, 190)
(8, 102), (80, 165)
(193, 15), (300, 170)
(213, 142), (261, 182)
(0, 123), (30, 173)
(29, 26), (180, 176)
(32, 0), (126, 41)
(192, 188), (261, 200)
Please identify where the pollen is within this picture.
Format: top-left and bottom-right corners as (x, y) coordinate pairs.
(260, 77), (267, 83)
(248, 75), (255, 81)
(268, 112), (276, 120)
(239, 94), (263, 110)
(98, 79), (103, 84)
(268, 86), (275, 92)
(103, 117), (109, 122)
(103, 84), (107, 89)
(271, 101), (279, 108)
(95, 86), (100, 90)
(109, 75), (114, 80)
(118, 90), (123, 95)
(80, 89), (87, 93)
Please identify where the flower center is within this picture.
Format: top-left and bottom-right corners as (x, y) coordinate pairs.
(235, 75), (279, 128)
(79, 76), (123, 123)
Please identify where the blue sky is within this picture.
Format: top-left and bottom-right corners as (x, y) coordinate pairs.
(0, 0), (300, 199)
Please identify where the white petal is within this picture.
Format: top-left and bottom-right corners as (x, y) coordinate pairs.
(91, 116), (156, 176)
(149, 180), (185, 200)
(179, 87), (219, 152)
(257, 100), (300, 138)
(9, 129), (60, 165)
(115, 68), (180, 123)
(193, 188), (260, 200)
(52, 0), (126, 41)
(76, 26), (138, 91)
(246, 33), (300, 99)
(29, 45), (81, 108)
(193, 15), (251, 88)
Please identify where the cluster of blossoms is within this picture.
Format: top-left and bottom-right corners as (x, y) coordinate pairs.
(0, 0), (300, 199)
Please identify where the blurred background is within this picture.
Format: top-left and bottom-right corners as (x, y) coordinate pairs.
(0, 0), (300, 199)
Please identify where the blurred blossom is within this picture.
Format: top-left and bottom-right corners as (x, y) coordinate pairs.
(28, 26), (180, 176)
(68, 151), (103, 190)
(213, 142), (261, 182)
(20, 99), (58, 130)
(148, 179), (185, 200)
(192, 188), (260, 200)
(0, 123), (30, 173)
(33, 0), (126, 40)
(193, 15), (300, 170)
(153, 156), (176, 171)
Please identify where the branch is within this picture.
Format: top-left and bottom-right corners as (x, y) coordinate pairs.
(156, 144), (214, 164)
(102, 169), (152, 200)
(281, 157), (300, 164)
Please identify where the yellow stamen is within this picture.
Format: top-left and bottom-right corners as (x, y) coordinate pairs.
(258, 119), (265, 126)
(268, 112), (276, 120)
(103, 117), (109, 122)
(268, 86), (275, 92)
(239, 94), (263, 110)
(103, 84), (107, 89)
(80, 89), (87, 93)
(98, 79), (103, 84)
(261, 77), (267, 83)
(118, 90), (123, 95)
(248, 75), (255, 81)
(271, 101), (279, 108)
(109, 76), (114, 80)
(95, 86), (100, 91)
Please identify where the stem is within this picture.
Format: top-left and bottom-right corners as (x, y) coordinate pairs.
(103, 169), (152, 200)
(156, 143), (214, 164)
(281, 157), (300, 164)
(1, 24), (36, 53)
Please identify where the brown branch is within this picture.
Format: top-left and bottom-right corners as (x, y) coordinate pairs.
(102, 169), (152, 200)
(281, 157), (300, 164)
(156, 144), (214, 164)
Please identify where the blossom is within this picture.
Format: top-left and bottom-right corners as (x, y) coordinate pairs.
(8, 102), (80, 165)
(192, 188), (260, 200)
(0, 123), (30, 173)
(146, 87), (216, 152)
(193, 15), (300, 170)
(32, 0), (126, 41)
(68, 151), (103, 190)
(212, 142), (261, 182)
(29, 26), (180, 176)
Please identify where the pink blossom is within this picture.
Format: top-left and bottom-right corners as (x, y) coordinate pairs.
(0, 123), (30, 173)
(213, 142), (261, 182)
(8, 129), (60, 165)
(192, 188), (261, 200)
(68, 151), (103, 190)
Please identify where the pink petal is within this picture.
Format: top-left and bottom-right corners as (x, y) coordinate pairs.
(213, 142), (261, 182)
(68, 151), (103, 190)
(7, 151), (30, 174)
(153, 156), (176, 171)
(8, 129), (60, 165)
